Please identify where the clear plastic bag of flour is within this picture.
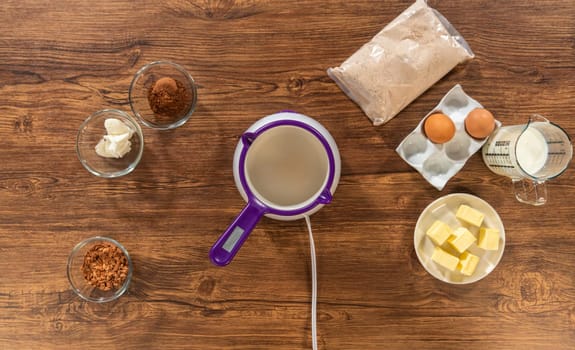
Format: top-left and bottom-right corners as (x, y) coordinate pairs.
(327, 0), (474, 126)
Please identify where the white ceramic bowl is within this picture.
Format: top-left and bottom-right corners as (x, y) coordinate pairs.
(414, 193), (505, 284)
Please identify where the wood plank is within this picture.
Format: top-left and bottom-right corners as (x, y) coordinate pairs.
(0, 0), (574, 349)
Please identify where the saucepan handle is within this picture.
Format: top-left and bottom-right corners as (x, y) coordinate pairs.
(209, 201), (267, 266)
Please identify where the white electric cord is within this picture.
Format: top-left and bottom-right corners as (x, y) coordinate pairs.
(304, 215), (318, 350)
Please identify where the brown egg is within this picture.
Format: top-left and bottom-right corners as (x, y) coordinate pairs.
(424, 113), (456, 144)
(465, 108), (495, 139)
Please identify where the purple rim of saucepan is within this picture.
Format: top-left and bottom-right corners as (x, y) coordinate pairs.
(237, 119), (337, 216)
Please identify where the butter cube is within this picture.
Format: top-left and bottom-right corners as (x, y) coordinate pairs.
(458, 251), (480, 276)
(426, 220), (453, 246)
(431, 246), (459, 271)
(456, 204), (485, 227)
(477, 227), (500, 250)
(448, 227), (477, 253)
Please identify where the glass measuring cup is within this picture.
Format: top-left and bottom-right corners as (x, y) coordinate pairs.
(482, 115), (572, 205)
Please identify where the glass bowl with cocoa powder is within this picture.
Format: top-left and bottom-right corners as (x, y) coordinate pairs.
(129, 61), (197, 130)
(67, 236), (133, 303)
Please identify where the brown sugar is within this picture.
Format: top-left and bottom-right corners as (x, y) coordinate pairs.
(81, 242), (129, 292)
(147, 77), (193, 124)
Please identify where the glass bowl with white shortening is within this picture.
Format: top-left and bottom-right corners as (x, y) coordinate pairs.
(76, 109), (144, 178)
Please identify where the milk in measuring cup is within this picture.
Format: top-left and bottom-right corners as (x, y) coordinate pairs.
(516, 127), (548, 175)
(481, 114), (572, 206)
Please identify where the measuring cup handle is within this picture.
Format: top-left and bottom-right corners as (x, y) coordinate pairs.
(512, 178), (548, 206)
(209, 201), (267, 266)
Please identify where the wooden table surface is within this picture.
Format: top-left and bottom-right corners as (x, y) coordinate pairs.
(1, 0), (574, 349)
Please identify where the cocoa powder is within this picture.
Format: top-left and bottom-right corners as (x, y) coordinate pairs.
(147, 77), (193, 124)
(82, 242), (129, 292)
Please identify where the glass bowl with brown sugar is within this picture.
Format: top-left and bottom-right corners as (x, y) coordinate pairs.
(67, 236), (132, 303)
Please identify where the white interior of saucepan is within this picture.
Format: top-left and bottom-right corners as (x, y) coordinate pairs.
(245, 125), (330, 211)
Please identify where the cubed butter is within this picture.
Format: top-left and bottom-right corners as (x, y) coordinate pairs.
(477, 227), (500, 250)
(456, 204), (485, 227)
(458, 251), (480, 276)
(448, 227), (477, 253)
(426, 220), (453, 246)
(431, 246), (459, 271)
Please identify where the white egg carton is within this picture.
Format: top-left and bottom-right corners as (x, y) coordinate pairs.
(396, 84), (501, 191)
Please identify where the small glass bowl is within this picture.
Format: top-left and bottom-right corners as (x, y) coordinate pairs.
(129, 61), (197, 130)
(76, 109), (144, 178)
(67, 236), (133, 303)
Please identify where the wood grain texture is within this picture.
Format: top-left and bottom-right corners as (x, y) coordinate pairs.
(1, 0), (574, 349)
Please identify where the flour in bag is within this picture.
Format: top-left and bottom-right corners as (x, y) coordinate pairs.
(328, 0), (474, 126)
